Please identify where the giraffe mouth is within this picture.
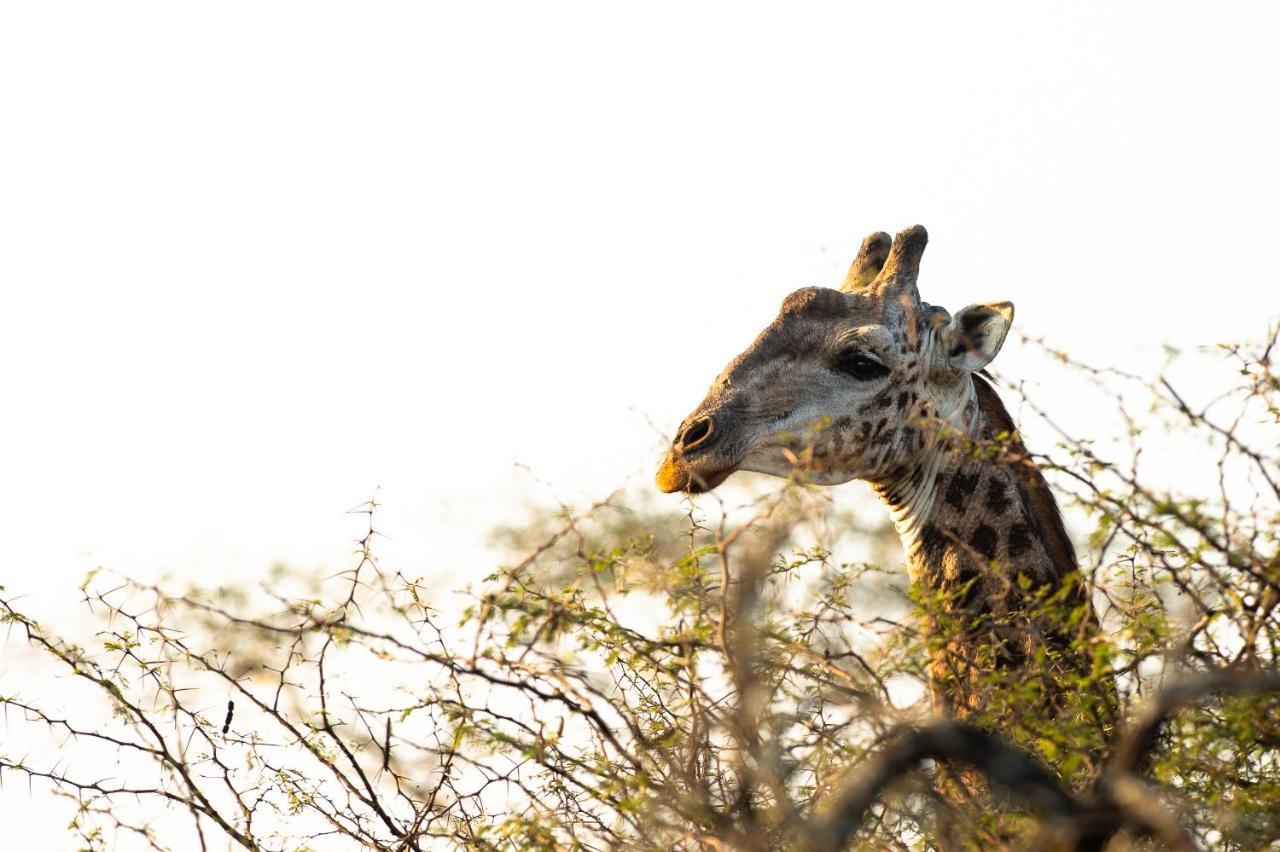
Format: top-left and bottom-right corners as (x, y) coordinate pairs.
(655, 450), (735, 494)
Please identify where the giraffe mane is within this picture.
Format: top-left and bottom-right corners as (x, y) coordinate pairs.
(971, 374), (1079, 580)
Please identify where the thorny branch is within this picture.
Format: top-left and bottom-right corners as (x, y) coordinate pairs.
(0, 324), (1277, 849)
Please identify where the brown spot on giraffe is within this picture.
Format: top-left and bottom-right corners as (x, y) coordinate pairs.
(970, 524), (999, 560)
(944, 469), (980, 510)
(1007, 521), (1034, 558)
(984, 477), (1012, 515)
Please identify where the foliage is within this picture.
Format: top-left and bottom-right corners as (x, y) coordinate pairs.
(1, 326), (1278, 850)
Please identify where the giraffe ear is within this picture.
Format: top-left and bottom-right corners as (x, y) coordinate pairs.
(944, 302), (1014, 372)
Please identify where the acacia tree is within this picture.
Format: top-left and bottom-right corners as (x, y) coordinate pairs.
(2, 326), (1278, 850)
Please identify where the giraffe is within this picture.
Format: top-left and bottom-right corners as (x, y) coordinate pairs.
(655, 225), (1112, 741)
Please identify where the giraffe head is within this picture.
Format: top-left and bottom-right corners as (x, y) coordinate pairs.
(656, 225), (1015, 494)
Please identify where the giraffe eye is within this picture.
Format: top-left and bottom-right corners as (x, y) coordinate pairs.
(835, 352), (889, 381)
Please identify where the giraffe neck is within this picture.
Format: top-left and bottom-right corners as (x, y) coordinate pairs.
(876, 374), (1077, 587)
(872, 374), (1082, 712)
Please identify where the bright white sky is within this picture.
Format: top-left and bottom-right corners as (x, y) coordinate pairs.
(1, 2), (1279, 845)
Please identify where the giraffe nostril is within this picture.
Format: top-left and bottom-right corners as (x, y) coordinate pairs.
(679, 417), (715, 451)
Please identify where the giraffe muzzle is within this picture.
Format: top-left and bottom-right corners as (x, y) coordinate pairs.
(657, 413), (737, 493)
